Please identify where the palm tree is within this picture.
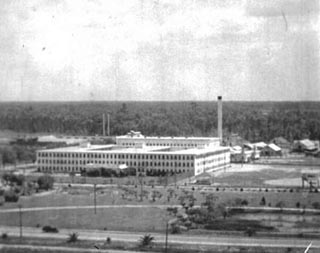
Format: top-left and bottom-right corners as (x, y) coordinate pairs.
(67, 232), (79, 243)
(139, 234), (154, 247)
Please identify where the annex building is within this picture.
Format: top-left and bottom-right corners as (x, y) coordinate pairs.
(36, 131), (230, 176)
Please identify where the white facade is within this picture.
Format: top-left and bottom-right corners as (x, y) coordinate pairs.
(37, 133), (230, 176)
(116, 131), (220, 149)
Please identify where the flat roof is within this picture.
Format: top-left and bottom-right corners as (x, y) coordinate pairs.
(116, 135), (220, 141)
(37, 144), (229, 155)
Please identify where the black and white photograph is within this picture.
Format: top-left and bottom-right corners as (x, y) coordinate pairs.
(0, 0), (320, 252)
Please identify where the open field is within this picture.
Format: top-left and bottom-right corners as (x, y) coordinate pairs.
(214, 163), (320, 187)
(1, 162), (320, 236)
(0, 206), (168, 232)
(1, 184), (320, 234)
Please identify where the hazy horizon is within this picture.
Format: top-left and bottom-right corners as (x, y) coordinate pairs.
(0, 0), (319, 102)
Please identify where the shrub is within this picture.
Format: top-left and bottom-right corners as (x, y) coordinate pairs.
(37, 175), (54, 190)
(171, 225), (181, 234)
(67, 232), (79, 243)
(260, 197), (266, 206)
(244, 228), (256, 237)
(4, 191), (19, 202)
(139, 234), (154, 247)
(241, 199), (249, 206)
(312, 202), (320, 209)
(2, 173), (25, 186)
(275, 201), (285, 209)
(106, 237), (111, 244)
(1, 233), (8, 239)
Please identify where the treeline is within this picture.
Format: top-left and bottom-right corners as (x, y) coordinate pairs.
(0, 101), (320, 142)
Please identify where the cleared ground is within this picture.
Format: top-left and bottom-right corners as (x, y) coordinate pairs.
(1, 161), (320, 234)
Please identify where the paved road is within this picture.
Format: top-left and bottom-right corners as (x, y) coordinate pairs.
(1, 204), (320, 216)
(0, 243), (152, 253)
(1, 225), (319, 250)
(0, 204), (180, 213)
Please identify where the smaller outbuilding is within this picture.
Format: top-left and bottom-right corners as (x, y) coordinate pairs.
(271, 137), (291, 149)
(260, 143), (282, 157)
(253, 142), (267, 150)
(293, 139), (319, 152)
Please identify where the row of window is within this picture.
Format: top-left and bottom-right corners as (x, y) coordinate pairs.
(39, 166), (191, 174)
(119, 142), (205, 148)
(38, 152), (195, 160)
(39, 159), (194, 168)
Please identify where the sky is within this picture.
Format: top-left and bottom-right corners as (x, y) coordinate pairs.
(0, 0), (319, 101)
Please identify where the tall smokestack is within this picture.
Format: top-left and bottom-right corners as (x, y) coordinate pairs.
(107, 113), (110, 136)
(217, 96), (222, 142)
(102, 113), (106, 136)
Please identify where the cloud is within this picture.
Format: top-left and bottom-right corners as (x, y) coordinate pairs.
(0, 0), (319, 101)
(246, 0), (320, 17)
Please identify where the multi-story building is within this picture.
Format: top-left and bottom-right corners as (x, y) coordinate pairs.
(116, 131), (221, 149)
(36, 132), (230, 176)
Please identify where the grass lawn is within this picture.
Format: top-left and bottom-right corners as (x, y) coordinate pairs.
(214, 163), (318, 187)
(4, 183), (320, 210)
(0, 206), (168, 232)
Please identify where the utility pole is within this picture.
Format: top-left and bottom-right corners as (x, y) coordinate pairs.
(139, 172), (144, 202)
(165, 221), (169, 253)
(93, 184), (97, 214)
(19, 204), (23, 240)
(174, 170), (177, 188)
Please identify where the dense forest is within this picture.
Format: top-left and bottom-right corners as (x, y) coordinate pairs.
(0, 101), (320, 142)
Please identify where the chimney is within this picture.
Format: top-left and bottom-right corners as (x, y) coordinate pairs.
(102, 113), (106, 136)
(217, 96), (222, 142)
(107, 113), (110, 136)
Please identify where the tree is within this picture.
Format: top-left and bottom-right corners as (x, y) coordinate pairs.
(275, 201), (285, 210)
(67, 232), (79, 243)
(0, 147), (17, 166)
(2, 173), (25, 186)
(139, 234), (154, 247)
(37, 175), (54, 190)
(260, 197), (266, 206)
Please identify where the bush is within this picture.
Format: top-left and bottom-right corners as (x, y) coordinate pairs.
(42, 225), (59, 233)
(106, 237), (111, 244)
(312, 202), (320, 209)
(241, 199), (249, 206)
(1, 233), (8, 239)
(139, 234), (154, 247)
(37, 175), (54, 190)
(245, 228), (256, 237)
(260, 197), (266, 206)
(4, 191), (19, 202)
(67, 232), (79, 243)
(2, 173), (25, 186)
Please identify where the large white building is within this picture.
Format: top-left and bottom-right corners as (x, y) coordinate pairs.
(116, 130), (221, 149)
(36, 131), (230, 176)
